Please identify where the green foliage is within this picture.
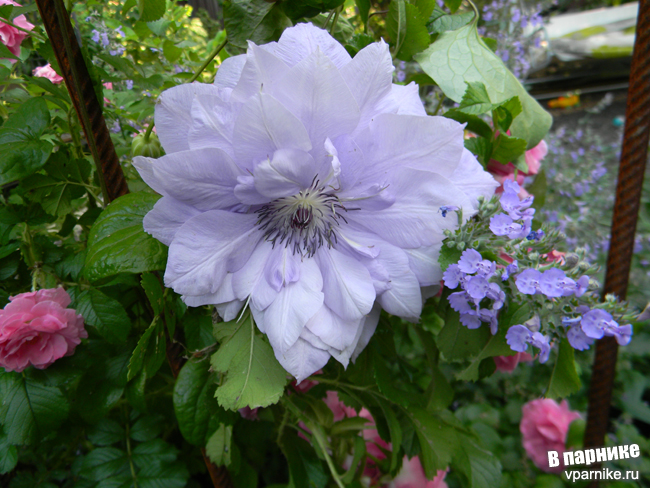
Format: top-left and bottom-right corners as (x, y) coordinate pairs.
(85, 192), (168, 282)
(138, 0), (166, 22)
(211, 315), (287, 410)
(546, 339), (581, 399)
(224, 0), (292, 49)
(415, 15), (552, 148)
(0, 97), (53, 185)
(428, 6), (474, 34)
(72, 286), (132, 343)
(386, 0), (432, 61)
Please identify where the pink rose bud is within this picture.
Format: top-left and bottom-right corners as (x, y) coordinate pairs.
(0, 0), (34, 62)
(32, 63), (64, 84)
(494, 351), (534, 372)
(520, 399), (581, 473)
(389, 456), (448, 488)
(0, 288), (87, 372)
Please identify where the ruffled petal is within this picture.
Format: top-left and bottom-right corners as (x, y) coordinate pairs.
(448, 149), (499, 209)
(233, 92), (312, 171)
(306, 305), (363, 352)
(133, 148), (244, 211)
(254, 149), (325, 199)
(272, 22), (351, 69)
(187, 94), (235, 156)
(351, 304), (381, 361)
(316, 247), (375, 321)
(165, 211), (261, 296)
(404, 245), (443, 287)
(230, 43), (290, 103)
(154, 82), (224, 154)
(275, 336), (331, 384)
(270, 49), (360, 164)
(214, 54), (246, 90)
(232, 241), (278, 313)
(142, 197), (200, 246)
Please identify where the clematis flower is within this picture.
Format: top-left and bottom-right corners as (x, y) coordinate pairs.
(134, 24), (498, 382)
(0, 0), (34, 62)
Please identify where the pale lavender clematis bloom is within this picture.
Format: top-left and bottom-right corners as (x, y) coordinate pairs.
(133, 23), (498, 382)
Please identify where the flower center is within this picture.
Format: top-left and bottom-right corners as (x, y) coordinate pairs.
(256, 179), (347, 257)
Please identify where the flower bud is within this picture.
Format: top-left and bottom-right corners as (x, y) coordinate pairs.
(564, 253), (580, 268)
(578, 262), (590, 272)
(132, 132), (163, 158)
(486, 203), (496, 211)
(444, 229), (452, 237)
(528, 252), (539, 260)
(456, 242), (466, 251)
(446, 241), (456, 248)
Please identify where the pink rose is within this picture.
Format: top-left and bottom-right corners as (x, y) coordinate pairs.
(520, 399), (581, 473)
(0, 288), (87, 372)
(0, 0), (34, 61)
(33, 63), (64, 84)
(494, 351), (534, 372)
(487, 139), (548, 195)
(388, 457), (448, 488)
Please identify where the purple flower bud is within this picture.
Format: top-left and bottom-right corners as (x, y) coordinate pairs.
(502, 260), (518, 281)
(515, 269), (542, 295)
(458, 249), (482, 274)
(443, 264), (463, 289)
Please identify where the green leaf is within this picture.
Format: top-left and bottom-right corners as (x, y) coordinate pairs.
(546, 338), (581, 399)
(130, 415), (164, 442)
(131, 439), (178, 469)
(529, 169), (547, 210)
(458, 82), (492, 114)
(0, 371), (70, 445)
(0, 42), (18, 60)
(355, 0), (370, 25)
(444, 0), (462, 13)
(407, 408), (458, 476)
(224, 0), (292, 49)
(137, 463), (189, 488)
(376, 397), (403, 474)
(387, 1), (431, 61)
(493, 96), (523, 132)
(211, 316), (286, 410)
(415, 15), (552, 148)
(437, 291), (491, 362)
(173, 359), (218, 445)
(452, 434), (502, 488)
(20, 174), (81, 217)
(428, 7), (473, 34)
(456, 302), (531, 381)
(138, 0), (165, 22)
(205, 424), (233, 467)
(464, 136), (493, 166)
(78, 447), (130, 481)
(75, 352), (129, 423)
(344, 33), (375, 57)
(280, 431), (329, 488)
(73, 287), (131, 343)
(0, 97), (53, 185)
(0, 431), (18, 474)
(141, 273), (164, 316)
(87, 419), (125, 447)
(128, 317), (165, 381)
(85, 192), (168, 282)
(438, 245), (462, 273)
(184, 309), (215, 351)
(444, 110), (493, 139)
(162, 40), (182, 63)
(490, 133), (527, 164)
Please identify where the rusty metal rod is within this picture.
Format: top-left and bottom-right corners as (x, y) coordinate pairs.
(35, 0), (128, 204)
(583, 0), (650, 480)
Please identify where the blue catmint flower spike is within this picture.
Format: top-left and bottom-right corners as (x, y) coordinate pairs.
(506, 325), (531, 352)
(515, 269), (542, 295)
(458, 249), (483, 274)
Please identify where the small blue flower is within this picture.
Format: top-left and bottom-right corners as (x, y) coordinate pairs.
(466, 275), (489, 300)
(439, 205), (459, 217)
(125, 79), (134, 90)
(479, 308), (499, 334)
(458, 249), (482, 274)
(539, 268), (576, 298)
(515, 269), (541, 295)
(449, 292), (471, 313)
(506, 325), (531, 352)
(115, 26), (126, 38)
(443, 264), (463, 289)
(567, 325), (593, 350)
(460, 310), (481, 329)
(91, 29), (100, 44)
(502, 260), (518, 281)
(101, 32), (110, 47)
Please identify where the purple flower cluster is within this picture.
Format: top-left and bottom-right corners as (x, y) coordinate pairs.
(506, 322), (551, 363)
(563, 308), (632, 350)
(443, 249), (505, 334)
(489, 180), (535, 239)
(515, 268), (589, 298)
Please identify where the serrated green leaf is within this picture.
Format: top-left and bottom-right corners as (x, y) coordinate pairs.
(355, 0), (370, 25)
(444, 109), (493, 139)
(280, 431), (329, 488)
(407, 408), (458, 476)
(78, 448), (130, 481)
(85, 192), (167, 282)
(494, 96), (523, 132)
(491, 133), (527, 164)
(452, 434), (502, 488)
(211, 316), (286, 410)
(130, 415), (164, 442)
(438, 245), (462, 273)
(173, 359), (217, 445)
(162, 40), (182, 63)
(387, 1), (431, 61)
(205, 424), (232, 467)
(138, 0), (165, 22)
(141, 273), (163, 316)
(415, 15), (552, 148)
(456, 302), (531, 381)
(19, 174), (82, 217)
(375, 397), (403, 474)
(0, 371), (69, 445)
(87, 419), (125, 447)
(0, 97), (53, 185)
(443, 0), (462, 13)
(0, 431), (18, 474)
(128, 317), (163, 381)
(546, 338), (581, 399)
(137, 462), (189, 488)
(437, 290), (491, 361)
(73, 287), (131, 343)
(344, 33), (375, 57)
(131, 439), (178, 470)
(224, 0), (292, 49)
(458, 81), (492, 114)
(75, 353), (129, 423)
(184, 310), (215, 352)
(464, 135), (493, 166)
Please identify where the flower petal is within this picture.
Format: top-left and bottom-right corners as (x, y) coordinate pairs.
(305, 305), (363, 352)
(154, 82), (224, 154)
(188, 94), (235, 156)
(274, 336), (331, 384)
(254, 149), (325, 199)
(165, 211), (261, 296)
(404, 245), (443, 286)
(143, 196), (201, 246)
(316, 247), (375, 321)
(134, 148), (244, 211)
(273, 22), (351, 69)
(214, 53), (246, 90)
(351, 304), (381, 362)
(448, 149), (499, 208)
(233, 92), (312, 171)
(230, 43), (289, 103)
(232, 241), (278, 313)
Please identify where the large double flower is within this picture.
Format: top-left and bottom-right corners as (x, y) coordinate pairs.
(134, 23), (498, 381)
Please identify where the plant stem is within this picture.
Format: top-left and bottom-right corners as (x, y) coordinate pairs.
(0, 17), (47, 41)
(144, 120), (155, 142)
(330, 6), (342, 36)
(310, 423), (345, 488)
(189, 38), (228, 83)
